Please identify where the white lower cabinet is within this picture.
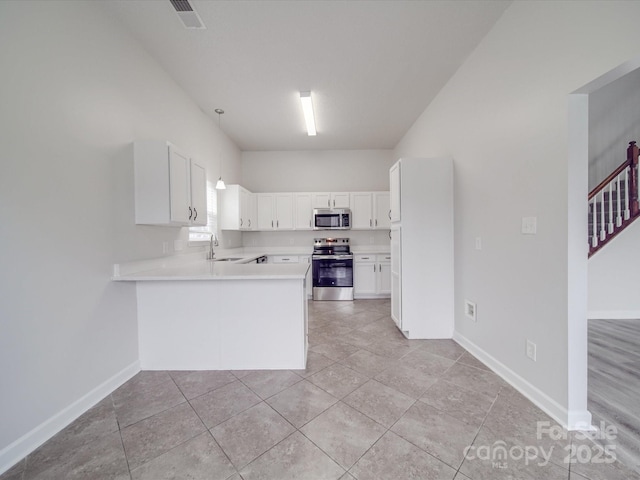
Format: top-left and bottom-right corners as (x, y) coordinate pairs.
(269, 255), (299, 263)
(377, 254), (391, 295)
(354, 253), (391, 298)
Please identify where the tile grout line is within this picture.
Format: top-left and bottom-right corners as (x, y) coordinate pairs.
(169, 372), (244, 478)
(112, 393), (134, 480)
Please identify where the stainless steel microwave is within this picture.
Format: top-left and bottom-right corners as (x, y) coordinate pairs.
(313, 208), (351, 230)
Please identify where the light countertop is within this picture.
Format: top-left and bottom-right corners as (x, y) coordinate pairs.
(113, 258), (309, 281)
(112, 244), (389, 282)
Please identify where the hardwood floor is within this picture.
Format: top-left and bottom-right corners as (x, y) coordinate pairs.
(588, 318), (640, 473)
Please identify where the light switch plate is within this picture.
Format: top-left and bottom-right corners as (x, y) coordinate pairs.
(522, 216), (537, 235)
(475, 237), (482, 250)
(464, 300), (477, 321)
(526, 340), (537, 361)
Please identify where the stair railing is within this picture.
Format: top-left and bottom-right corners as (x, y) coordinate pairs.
(588, 141), (640, 256)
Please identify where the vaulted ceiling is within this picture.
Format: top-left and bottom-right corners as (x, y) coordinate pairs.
(103, 0), (510, 151)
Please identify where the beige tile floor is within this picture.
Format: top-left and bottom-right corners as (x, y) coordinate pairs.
(3, 299), (639, 479)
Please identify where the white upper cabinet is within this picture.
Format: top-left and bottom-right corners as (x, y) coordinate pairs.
(311, 193), (331, 209)
(220, 184), (254, 230)
(275, 193), (294, 229)
(311, 192), (350, 209)
(256, 193), (275, 230)
(350, 192), (391, 229)
(331, 192), (350, 209)
(222, 188), (389, 231)
(351, 193), (374, 229)
(241, 188), (256, 230)
(189, 160), (207, 226)
(257, 193), (294, 230)
(374, 192), (391, 229)
(168, 148), (191, 224)
(390, 162), (401, 223)
(134, 141), (207, 226)
(294, 193), (313, 230)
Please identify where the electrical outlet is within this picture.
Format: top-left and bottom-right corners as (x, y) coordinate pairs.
(522, 216), (537, 235)
(526, 340), (537, 361)
(475, 237), (482, 250)
(464, 300), (477, 321)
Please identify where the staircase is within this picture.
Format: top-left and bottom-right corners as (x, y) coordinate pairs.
(588, 141), (640, 257)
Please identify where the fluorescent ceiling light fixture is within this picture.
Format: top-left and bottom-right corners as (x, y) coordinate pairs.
(300, 91), (317, 136)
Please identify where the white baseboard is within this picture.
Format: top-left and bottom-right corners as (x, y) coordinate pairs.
(452, 331), (592, 431)
(588, 310), (640, 320)
(0, 361), (140, 475)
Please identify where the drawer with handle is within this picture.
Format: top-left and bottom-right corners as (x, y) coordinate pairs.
(270, 255), (300, 264)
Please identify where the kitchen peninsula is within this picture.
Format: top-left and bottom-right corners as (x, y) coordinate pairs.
(113, 255), (309, 370)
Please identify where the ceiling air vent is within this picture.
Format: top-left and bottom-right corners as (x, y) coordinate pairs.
(170, 0), (206, 29)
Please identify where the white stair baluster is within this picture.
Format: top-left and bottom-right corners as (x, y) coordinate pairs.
(600, 189), (606, 241)
(592, 197), (598, 248)
(625, 167), (631, 220)
(608, 182), (614, 233)
(616, 173), (622, 227)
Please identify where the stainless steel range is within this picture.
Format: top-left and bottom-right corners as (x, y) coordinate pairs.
(312, 237), (354, 301)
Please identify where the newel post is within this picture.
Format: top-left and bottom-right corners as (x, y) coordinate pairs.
(628, 141), (639, 217)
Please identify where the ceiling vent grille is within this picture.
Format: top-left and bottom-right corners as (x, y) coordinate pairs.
(169, 0), (206, 29)
(170, 0), (193, 12)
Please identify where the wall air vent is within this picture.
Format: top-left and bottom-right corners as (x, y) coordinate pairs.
(169, 0), (206, 29)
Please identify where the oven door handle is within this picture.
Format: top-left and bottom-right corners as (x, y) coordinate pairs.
(312, 255), (353, 260)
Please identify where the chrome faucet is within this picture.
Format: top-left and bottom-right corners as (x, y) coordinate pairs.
(207, 233), (219, 260)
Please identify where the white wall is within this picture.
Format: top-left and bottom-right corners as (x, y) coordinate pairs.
(589, 67), (640, 190)
(588, 219), (640, 319)
(242, 150), (394, 192)
(0, 0), (241, 469)
(394, 1), (640, 427)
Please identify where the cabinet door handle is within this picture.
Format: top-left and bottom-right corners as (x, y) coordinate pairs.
(388, 210), (392, 219)
(188, 206), (193, 220)
(327, 199), (330, 207)
(374, 264), (376, 272)
(193, 208), (197, 221)
(271, 220), (274, 228)
(277, 220), (279, 228)
(240, 218), (243, 227)
(389, 230), (392, 239)
(333, 199), (336, 207)
(248, 219), (251, 227)
(375, 219), (378, 227)
(309, 219), (312, 227)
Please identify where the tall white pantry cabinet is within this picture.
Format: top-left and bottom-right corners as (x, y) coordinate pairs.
(390, 157), (454, 339)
